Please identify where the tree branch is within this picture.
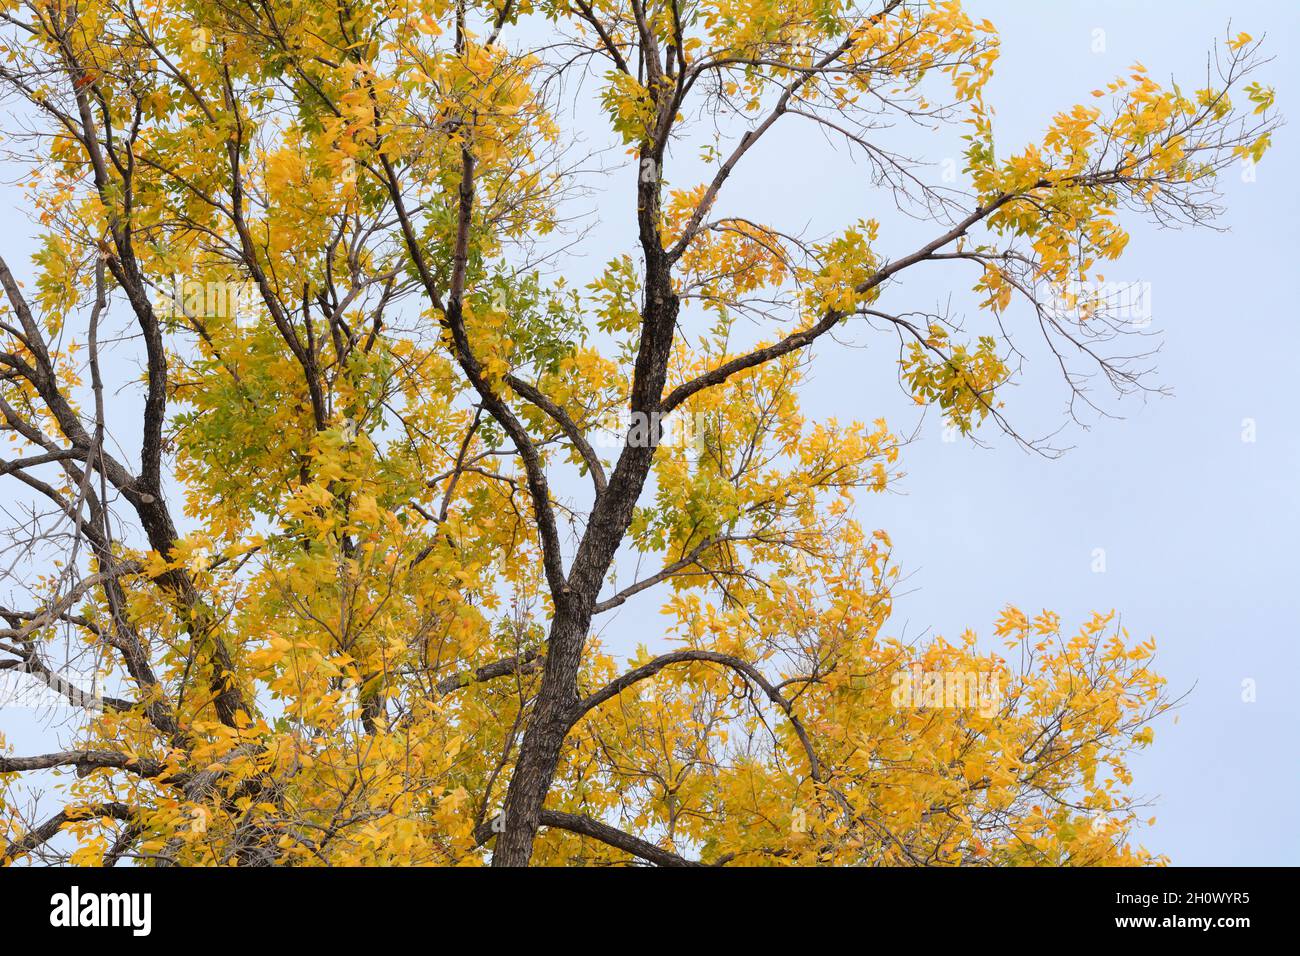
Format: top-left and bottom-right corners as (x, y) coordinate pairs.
(506, 373), (607, 496)
(434, 649), (542, 696)
(537, 809), (705, 867)
(571, 649), (826, 782)
(1, 802), (133, 865)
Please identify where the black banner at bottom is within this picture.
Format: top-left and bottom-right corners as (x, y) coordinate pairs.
(0, 865), (1282, 944)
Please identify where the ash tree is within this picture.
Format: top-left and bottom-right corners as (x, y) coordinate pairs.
(0, 0), (1276, 866)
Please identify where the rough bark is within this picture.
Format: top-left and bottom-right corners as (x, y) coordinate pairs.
(491, 211), (680, 866)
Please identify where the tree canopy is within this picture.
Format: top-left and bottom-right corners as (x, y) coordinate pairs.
(0, 0), (1275, 866)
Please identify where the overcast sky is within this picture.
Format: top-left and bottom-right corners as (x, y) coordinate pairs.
(592, 0), (1300, 865)
(795, 0), (1299, 865)
(2, 1), (1296, 865)
(880, 0), (1300, 867)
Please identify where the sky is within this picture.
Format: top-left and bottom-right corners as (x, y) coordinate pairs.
(590, 0), (1300, 865)
(1, 1), (1297, 865)
(798, 0), (1299, 866)
(870, 0), (1300, 868)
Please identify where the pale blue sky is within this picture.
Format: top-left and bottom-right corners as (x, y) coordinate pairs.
(866, 0), (1300, 867)
(835, 1), (1300, 865)
(594, 0), (1300, 865)
(1, 1), (1296, 865)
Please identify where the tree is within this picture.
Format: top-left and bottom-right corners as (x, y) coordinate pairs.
(0, 0), (1274, 867)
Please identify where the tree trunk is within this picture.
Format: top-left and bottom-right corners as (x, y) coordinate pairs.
(491, 609), (588, 866)
(492, 178), (679, 866)
(491, 291), (681, 868)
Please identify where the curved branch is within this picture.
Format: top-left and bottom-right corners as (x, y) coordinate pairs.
(474, 807), (709, 867)
(669, 0), (905, 259)
(570, 649), (825, 782)
(660, 196), (1014, 414)
(537, 809), (705, 867)
(506, 373), (607, 496)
